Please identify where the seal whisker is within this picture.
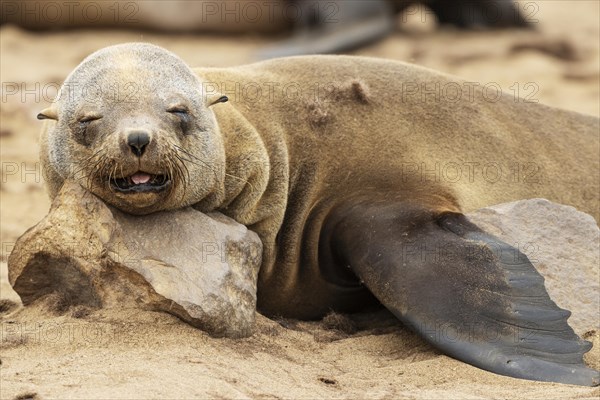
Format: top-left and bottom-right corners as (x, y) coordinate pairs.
(74, 148), (109, 191)
(104, 159), (114, 190)
(72, 159), (92, 180)
(87, 161), (98, 190)
(81, 148), (105, 164)
(170, 153), (189, 202)
(169, 152), (190, 198)
(119, 164), (125, 181)
(224, 172), (256, 192)
(109, 162), (118, 192)
(172, 144), (221, 182)
(94, 158), (106, 191)
(173, 144), (255, 192)
(160, 157), (175, 200)
(173, 160), (186, 202)
(73, 148), (106, 182)
(84, 157), (103, 191)
(172, 153), (191, 186)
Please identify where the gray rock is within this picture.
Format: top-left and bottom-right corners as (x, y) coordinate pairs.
(7, 181), (261, 338)
(468, 198), (600, 334)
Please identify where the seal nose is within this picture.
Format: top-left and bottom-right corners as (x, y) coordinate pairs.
(127, 131), (150, 157)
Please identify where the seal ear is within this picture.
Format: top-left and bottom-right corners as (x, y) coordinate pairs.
(37, 108), (58, 121)
(207, 95), (229, 107)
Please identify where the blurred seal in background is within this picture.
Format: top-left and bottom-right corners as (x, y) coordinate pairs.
(1, 0), (531, 57)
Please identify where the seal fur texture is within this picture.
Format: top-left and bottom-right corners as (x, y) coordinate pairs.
(39, 43), (600, 386)
(195, 55), (599, 316)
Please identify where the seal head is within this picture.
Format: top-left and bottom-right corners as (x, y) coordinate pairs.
(39, 43), (226, 214)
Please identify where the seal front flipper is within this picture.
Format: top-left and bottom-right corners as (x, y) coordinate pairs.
(325, 201), (599, 386)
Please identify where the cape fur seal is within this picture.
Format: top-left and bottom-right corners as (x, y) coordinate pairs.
(38, 43), (599, 386)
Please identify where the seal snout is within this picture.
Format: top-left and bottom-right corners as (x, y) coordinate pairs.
(127, 130), (151, 157)
(107, 126), (176, 197)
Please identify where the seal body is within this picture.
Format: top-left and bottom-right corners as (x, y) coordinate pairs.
(39, 44), (599, 386)
(194, 56), (599, 317)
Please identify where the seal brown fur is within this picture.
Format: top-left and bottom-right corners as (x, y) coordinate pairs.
(39, 43), (599, 386)
(194, 54), (599, 316)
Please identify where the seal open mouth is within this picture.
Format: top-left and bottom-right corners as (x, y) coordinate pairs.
(111, 172), (171, 193)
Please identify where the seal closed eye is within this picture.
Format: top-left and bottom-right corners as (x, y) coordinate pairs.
(38, 43), (600, 386)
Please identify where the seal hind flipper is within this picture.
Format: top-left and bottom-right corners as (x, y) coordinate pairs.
(326, 201), (599, 386)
